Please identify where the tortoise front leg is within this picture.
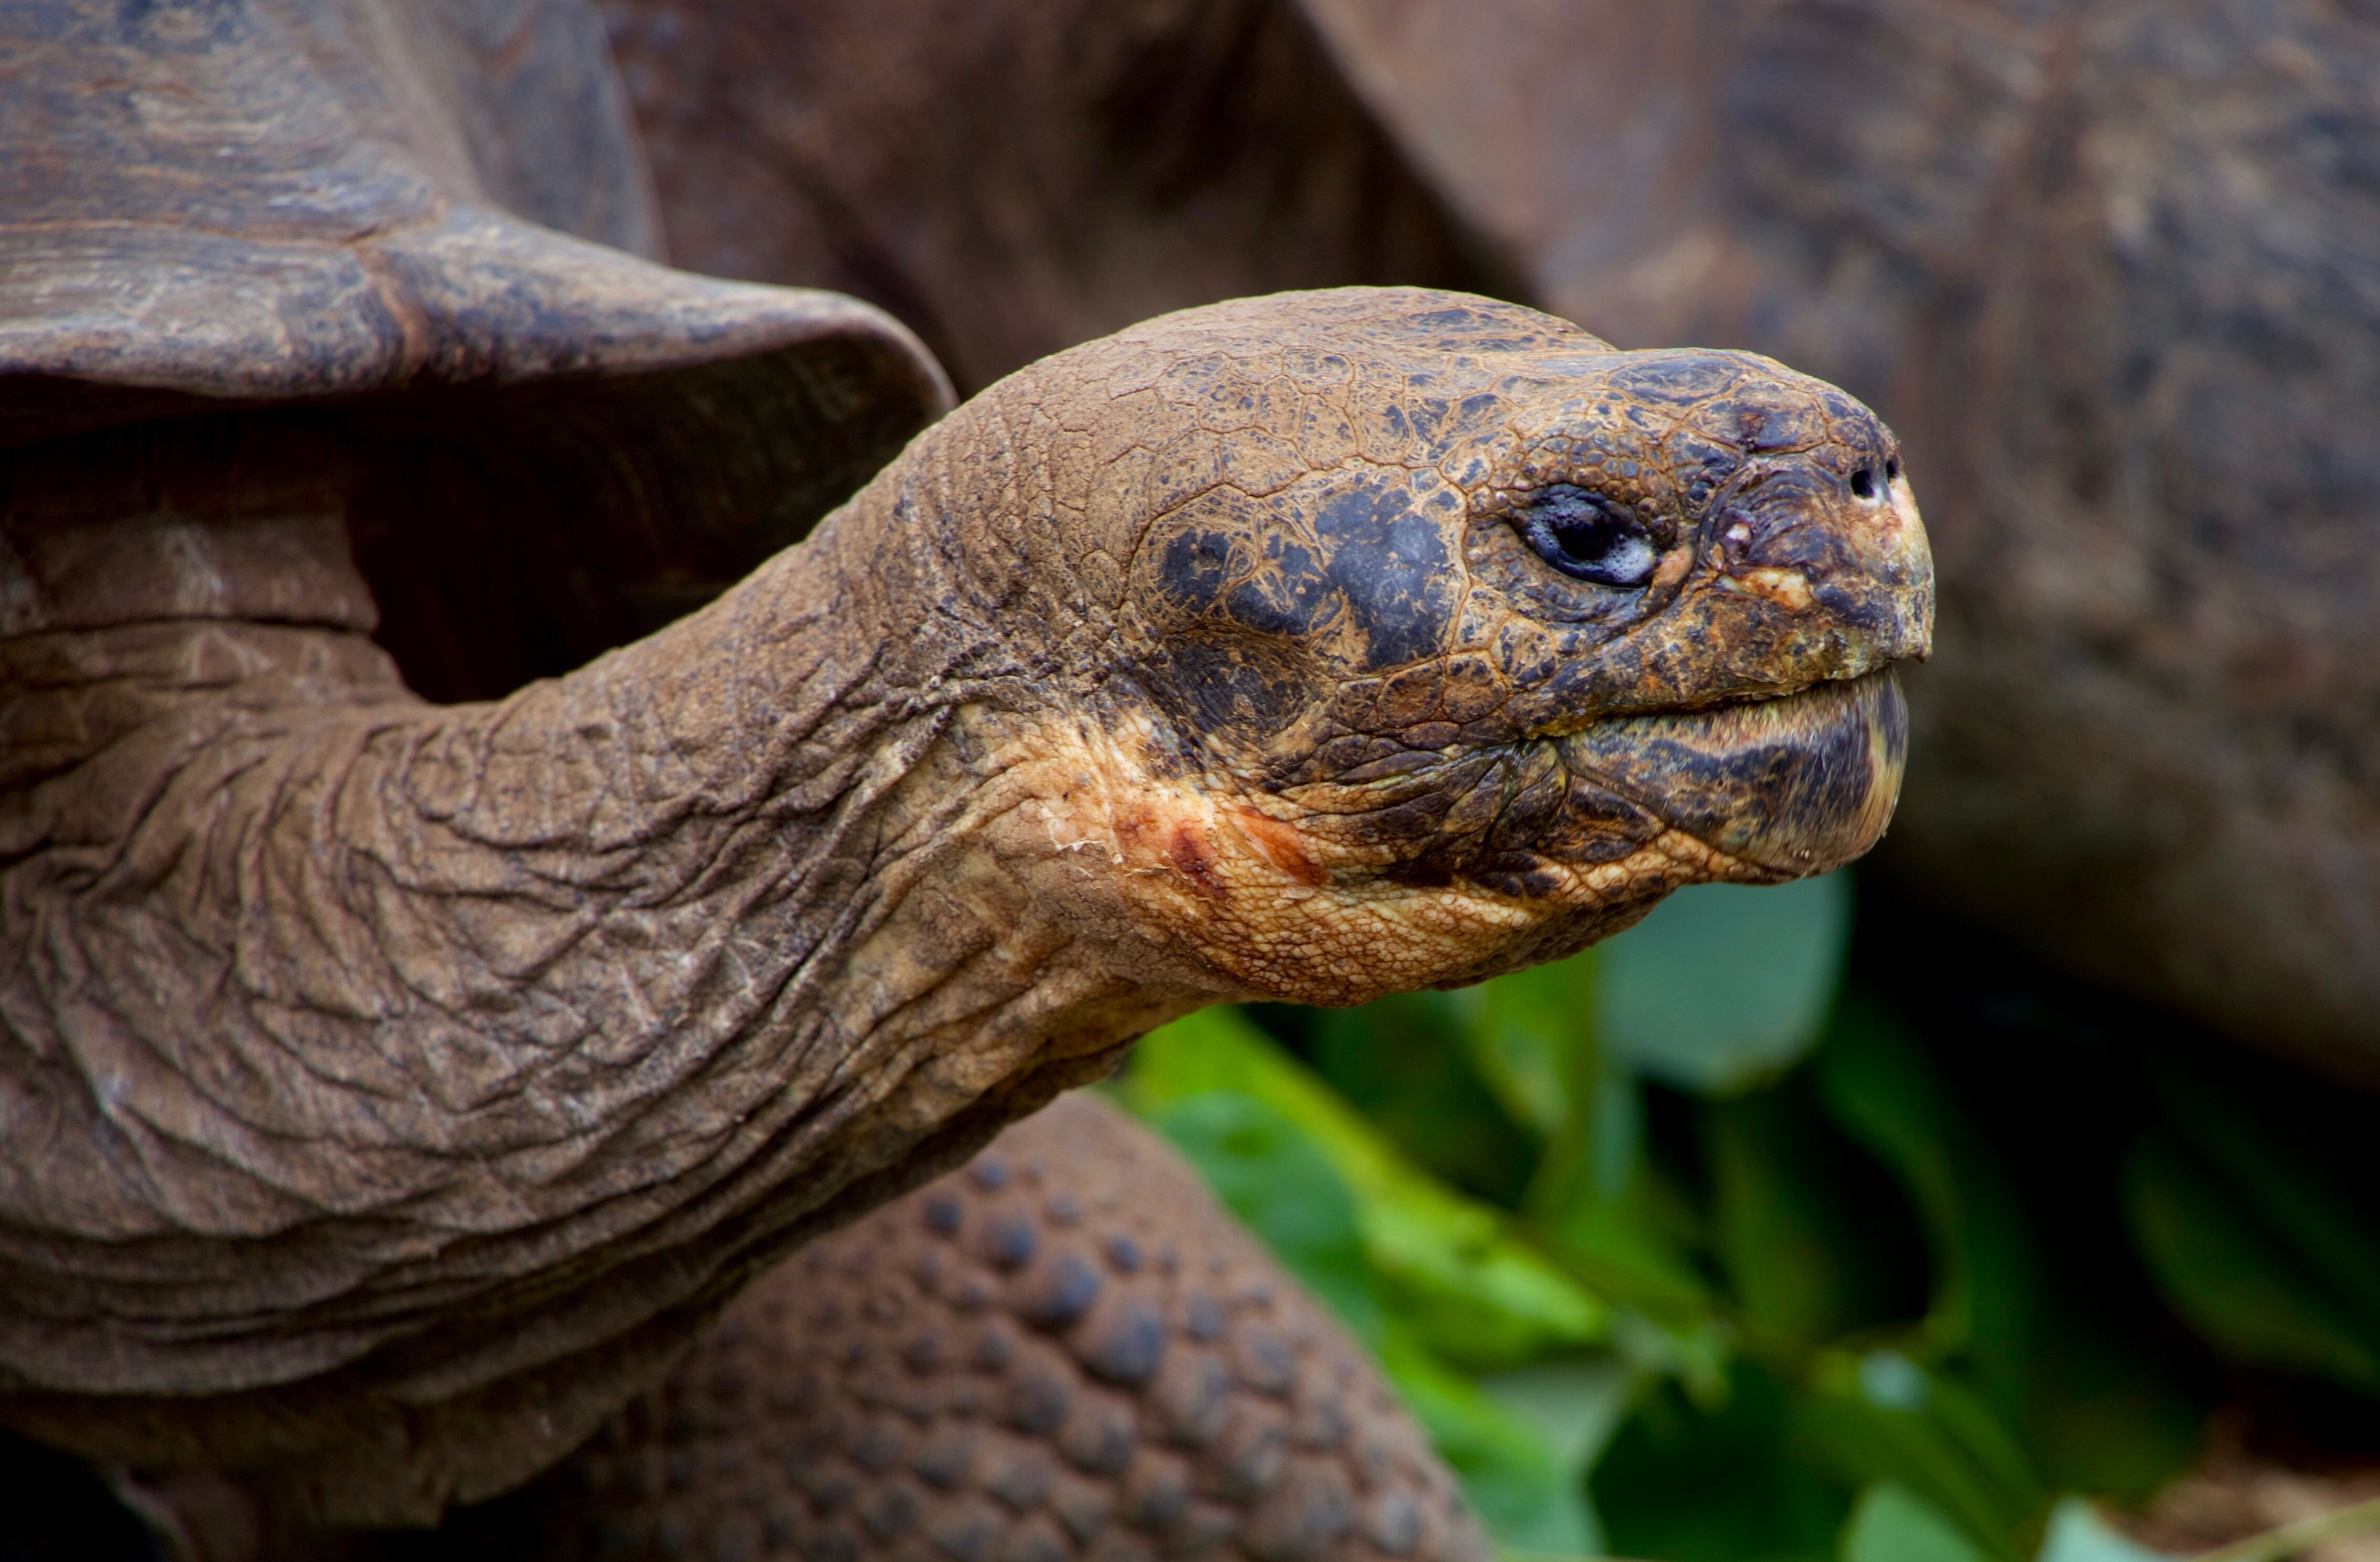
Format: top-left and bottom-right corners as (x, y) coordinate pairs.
(453, 1092), (1485, 1562)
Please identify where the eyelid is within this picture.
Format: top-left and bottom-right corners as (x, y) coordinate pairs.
(1511, 484), (1661, 588)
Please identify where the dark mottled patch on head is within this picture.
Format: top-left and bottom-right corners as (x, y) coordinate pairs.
(1823, 406), (1898, 474)
(1156, 528), (1232, 612)
(1161, 632), (1318, 741)
(1557, 678), (1902, 875)
(1219, 537), (1337, 639)
(1543, 775), (1664, 854)
(1630, 726), (1867, 858)
(1316, 481), (1457, 669)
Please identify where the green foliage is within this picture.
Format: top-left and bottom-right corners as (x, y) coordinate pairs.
(1311, 990), (1541, 1205)
(1118, 1007), (1606, 1370)
(1112, 872), (2380, 1562)
(1840, 1484), (1988, 1562)
(1146, 1091), (1385, 1343)
(1117, 1007), (1608, 1550)
(1599, 872), (1854, 1095)
(2033, 1500), (2176, 1562)
(1592, 1362), (1850, 1562)
(1814, 997), (2038, 1404)
(2121, 1055), (2380, 1398)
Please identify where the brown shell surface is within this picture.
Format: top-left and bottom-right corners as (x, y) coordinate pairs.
(602, 0), (1506, 398)
(1, 0), (951, 703)
(471, 1093), (1485, 1562)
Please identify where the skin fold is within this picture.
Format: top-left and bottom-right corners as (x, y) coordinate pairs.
(0, 286), (1930, 1524)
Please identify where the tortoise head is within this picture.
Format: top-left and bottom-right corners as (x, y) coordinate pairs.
(927, 289), (1933, 1006)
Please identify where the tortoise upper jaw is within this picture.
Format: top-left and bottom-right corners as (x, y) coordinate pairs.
(1555, 667), (1910, 878)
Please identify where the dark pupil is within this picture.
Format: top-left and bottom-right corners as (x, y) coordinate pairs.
(1517, 485), (1657, 587)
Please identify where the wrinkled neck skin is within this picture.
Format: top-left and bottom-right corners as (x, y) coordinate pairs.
(0, 409), (1221, 1520)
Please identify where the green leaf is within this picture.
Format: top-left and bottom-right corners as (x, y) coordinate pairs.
(2033, 1498), (2176, 1562)
(2021, 1317), (2204, 1503)
(1478, 1356), (1635, 1483)
(1593, 1361), (1849, 1562)
(1385, 1339), (1611, 1555)
(1310, 989), (1538, 1205)
(1704, 1084), (1931, 1350)
(1805, 992), (2197, 1503)
(1597, 872), (1853, 1096)
(2135, 1054), (2380, 1385)
(1473, 1355), (1635, 1556)
(1122, 1020), (1612, 1557)
(1120, 1008), (1606, 1370)
(1522, 1055), (1715, 1324)
(1841, 1483), (1989, 1562)
(1449, 953), (1600, 1140)
(1125, 1072), (1604, 1555)
(2123, 1130), (2380, 1395)
(1533, 1170), (1720, 1324)
(1797, 1352), (2043, 1559)
(1145, 1091), (1385, 1345)
(1814, 996), (2038, 1412)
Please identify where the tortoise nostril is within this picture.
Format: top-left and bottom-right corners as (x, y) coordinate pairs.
(1884, 457), (1900, 482)
(1849, 468), (1877, 501)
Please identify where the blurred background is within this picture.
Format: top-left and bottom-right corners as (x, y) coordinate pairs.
(589, 2), (2380, 1558)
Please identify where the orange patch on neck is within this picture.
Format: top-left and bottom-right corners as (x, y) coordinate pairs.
(1232, 809), (1328, 888)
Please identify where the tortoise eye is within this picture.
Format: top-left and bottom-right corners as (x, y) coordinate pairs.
(1514, 485), (1659, 587)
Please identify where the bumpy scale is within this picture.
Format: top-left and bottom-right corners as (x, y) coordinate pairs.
(464, 1096), (1482, 1562)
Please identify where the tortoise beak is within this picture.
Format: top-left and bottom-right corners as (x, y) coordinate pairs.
(1556, 668), (1910, 877)
(1734, 465), (1935, 670)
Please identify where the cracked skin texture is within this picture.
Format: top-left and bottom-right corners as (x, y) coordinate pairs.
(0, 286), (1930, 1526)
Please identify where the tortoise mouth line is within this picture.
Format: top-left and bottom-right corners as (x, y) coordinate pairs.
(1548, 667), (1909, 877)
(1281, 668), (1905, 891)
(1515, 653), (1916, 746)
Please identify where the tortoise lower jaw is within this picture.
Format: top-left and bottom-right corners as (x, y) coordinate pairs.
(1557, 667), (1910, 878)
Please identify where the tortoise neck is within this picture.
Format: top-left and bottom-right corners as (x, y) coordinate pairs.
(0, 405), (1188, 1511)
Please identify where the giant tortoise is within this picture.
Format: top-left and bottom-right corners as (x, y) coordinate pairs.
(601, 0), (2380, 1078)
(0, 0), (1933, 1554)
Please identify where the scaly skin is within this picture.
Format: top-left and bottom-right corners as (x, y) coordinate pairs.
(451, 1095), (1489, 1562)
(0, 287), (1930, 1526)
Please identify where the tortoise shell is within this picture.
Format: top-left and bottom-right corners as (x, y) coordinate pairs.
(0, 0), (951, 701)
